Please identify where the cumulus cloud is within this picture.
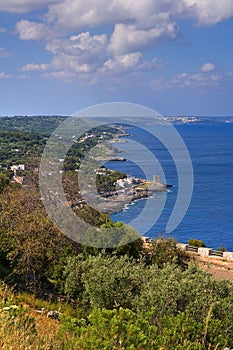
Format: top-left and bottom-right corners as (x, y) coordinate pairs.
(16, 0), (180, 47)
(103, 53), (143, 72)
(199, 62), (216, 73)
(103, 54), (162, 74)
(18, 30), (162, 84)
(16, 20), (49, 40)
(16, 1), (179, 43)
(46, 32), (108, 57)
(45, 32), (108, 74)
(40, 32), (162, 82)
(21, 63), (48, 71)
(166, 65), (222, 89)
(109, 19), (177, 55)
(14, 0), (233, 46)
(45, 0), (167, 32)
(0, 0), (55, 14)
(44, 0), (233, 32)
(15, 1), (233, 57)
(183, 0), (233, 25)
(14, 0), (233, 84)
(15, 0), (233, 40)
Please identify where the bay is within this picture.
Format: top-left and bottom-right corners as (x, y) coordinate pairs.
(105, 122), (233, 250)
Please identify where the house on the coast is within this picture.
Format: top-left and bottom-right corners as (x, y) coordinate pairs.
(10, 164), (26, 172)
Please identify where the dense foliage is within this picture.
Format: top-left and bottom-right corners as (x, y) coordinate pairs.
(188, 239), (206, 248)
(1, 262), (233, 349)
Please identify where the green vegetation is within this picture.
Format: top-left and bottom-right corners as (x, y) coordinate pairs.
(0, 116), (232, 348)
(0, 174), (10, 193)
(149, 237), (189, 269)
(1, 260), (233, 349)
(188, 239), (206, 248)
(0, 131), (46, 169)
(97, 169), (127, 193)
(217, 245), (227, 252)
(0, 115), (66, 134)
(0, 116), (119, 172)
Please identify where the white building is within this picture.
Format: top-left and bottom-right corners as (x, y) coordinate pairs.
(116, 177), (133, 189)
(10, 164), (26, 172)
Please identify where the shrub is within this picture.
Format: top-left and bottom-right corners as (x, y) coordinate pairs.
(188, 239), (206, 247)
(64, 254), (145, 310)
(149, 237), (189, 269)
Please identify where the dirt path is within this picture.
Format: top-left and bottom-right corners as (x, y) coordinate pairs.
(190, 254), (233, 280)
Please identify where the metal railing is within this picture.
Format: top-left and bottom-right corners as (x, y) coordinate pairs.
(187, 245), (198, 253)
(210, 249), (224, 257)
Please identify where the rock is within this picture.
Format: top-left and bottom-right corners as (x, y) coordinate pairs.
(47, 310), (59, 320)
(2, 305), (19, 311)
(36, 308), (47, 315)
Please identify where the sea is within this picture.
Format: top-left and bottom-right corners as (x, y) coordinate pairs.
(105, 121), (233, 251)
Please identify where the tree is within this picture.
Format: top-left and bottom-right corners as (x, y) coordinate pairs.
(188, 238), (206, 247)
(0, 186), (80, 293)
(0, 174), (10, 193)
(64, 254), (145, 309)
(149, 237), (189, 269)
(82, 222), (144, 259)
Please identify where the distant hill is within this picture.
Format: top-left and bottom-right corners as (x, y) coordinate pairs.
(0, 116), (68, 134)
(1, 115), (233, 134)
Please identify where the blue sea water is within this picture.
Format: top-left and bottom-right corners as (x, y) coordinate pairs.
(105, 122), (233, 250)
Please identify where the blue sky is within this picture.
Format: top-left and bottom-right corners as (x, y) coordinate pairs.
(0, 0), (233, 116)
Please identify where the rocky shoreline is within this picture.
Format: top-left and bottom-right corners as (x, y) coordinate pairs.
(97, 129), (171, 214)
(98, 174), (169, 214)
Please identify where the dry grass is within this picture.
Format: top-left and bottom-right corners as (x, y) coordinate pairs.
(0, 284), (61, 349)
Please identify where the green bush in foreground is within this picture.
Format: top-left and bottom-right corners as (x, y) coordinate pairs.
(56, 307), (230, 349)
(1, 259), (233, 349)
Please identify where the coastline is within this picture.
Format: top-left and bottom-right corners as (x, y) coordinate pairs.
(100, 178), (168, 214)
(98, 127), (170, 214)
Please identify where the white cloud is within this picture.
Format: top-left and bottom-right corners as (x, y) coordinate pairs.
(14, 0), (233, 44)
(109, 19), (177, 55)
(138, 57), (164, 71)
(21, 63), (48, 71)
(0, 27), (6, 33)
(46, 32), (108, 56)
(13, 0), (233, 85)
(40, 31), (163, 82)
(44, 32), (108, 74)
(166, 68), (223, 89)
(45, 0), (233, 33)
(18, 32), (161, 85)
(103, 53), (142, 72)
(16, 20), (49, 40)
(199, 62), (216, 73)
(183, 0), (233, 25)
(51, 55), (94, 73)
(45, 0), (164, 31)
(0, 48), (10, 58)
(0, 0), (55, 14)
(103, 54), (162, 74)
(0, 72), (13, 79)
